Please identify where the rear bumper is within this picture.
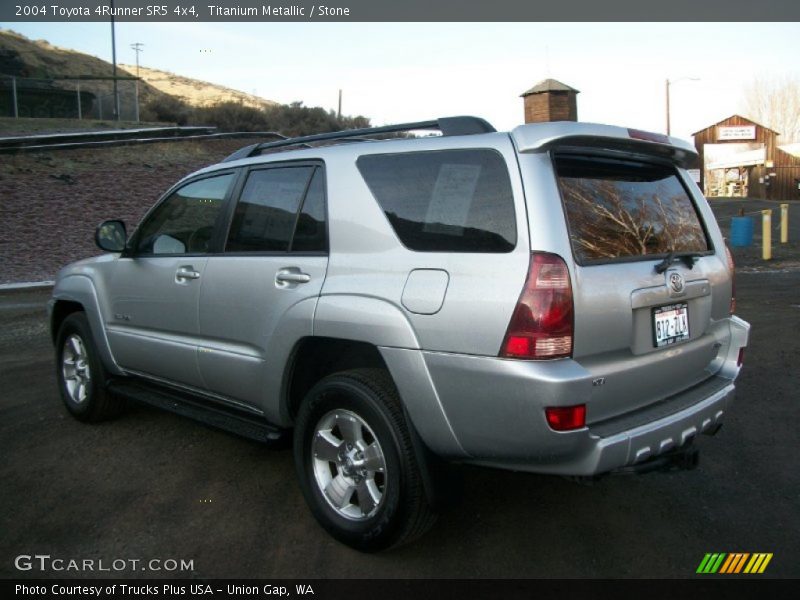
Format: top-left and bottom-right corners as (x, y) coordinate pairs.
(573, 379), (733, 476)
(382, 316), (749, 476)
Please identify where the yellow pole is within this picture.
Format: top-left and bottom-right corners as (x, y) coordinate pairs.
(762, 210), (772, 260)
(780, 203), (788, 243)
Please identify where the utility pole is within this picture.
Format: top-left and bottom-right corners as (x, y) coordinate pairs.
(337, 89), (342, 120)
(130, 42), (144, 77)
(665, 79), (670, 136)
(665, 76), (699, 136)
(11, 76), (18, 118)
(110, 0), (120, 120)
(130, 43), (144, 122)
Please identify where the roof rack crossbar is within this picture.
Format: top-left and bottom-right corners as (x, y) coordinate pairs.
(221, 116), (495, 162)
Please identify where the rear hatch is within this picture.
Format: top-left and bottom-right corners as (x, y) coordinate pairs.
(513, 125), (732, 424)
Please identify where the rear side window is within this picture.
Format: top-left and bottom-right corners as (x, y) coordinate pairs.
(226, 166), (316, 252)
(555, 155), (709, 264)
(357, 149), (516, 252)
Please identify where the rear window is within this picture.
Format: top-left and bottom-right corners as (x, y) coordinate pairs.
(356, 149), (516, 253)
(555, 155), (709, 264)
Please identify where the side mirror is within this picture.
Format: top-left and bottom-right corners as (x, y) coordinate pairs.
(95, 220), (127, 252)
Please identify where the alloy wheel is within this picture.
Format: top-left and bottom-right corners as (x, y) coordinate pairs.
(62, 334), (91, 404)
(311, 409), (387, 520)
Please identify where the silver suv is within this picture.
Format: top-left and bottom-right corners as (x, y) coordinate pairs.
(49, 116), (750, 551)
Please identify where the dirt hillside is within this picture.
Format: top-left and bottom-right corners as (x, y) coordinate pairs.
(118, 64), (277, 109)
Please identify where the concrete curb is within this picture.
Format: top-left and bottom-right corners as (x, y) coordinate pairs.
(0, 281), (54, 292)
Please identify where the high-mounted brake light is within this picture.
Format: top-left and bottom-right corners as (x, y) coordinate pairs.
(500, 253), (574, 360)
(545, 405), (586, 431)
(627, 128), (670, 144)
(725, 244), (736, 314)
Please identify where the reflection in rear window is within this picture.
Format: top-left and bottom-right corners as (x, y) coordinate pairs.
(555, 156), (709, 263)
(357, 149), (516, 253)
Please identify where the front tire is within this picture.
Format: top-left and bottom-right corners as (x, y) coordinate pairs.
(293, 369), (436, 552)
(55, 312), (125, 422)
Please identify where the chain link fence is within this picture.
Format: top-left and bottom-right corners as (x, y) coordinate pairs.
(1, 74), (141, 121)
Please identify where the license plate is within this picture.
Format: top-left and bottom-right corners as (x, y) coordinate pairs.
(652, 303), (690, 347)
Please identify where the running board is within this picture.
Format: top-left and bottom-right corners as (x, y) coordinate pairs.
(108, 379), (287, 444)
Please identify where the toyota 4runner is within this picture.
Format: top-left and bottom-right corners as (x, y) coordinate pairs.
(49, 116), (750, 551)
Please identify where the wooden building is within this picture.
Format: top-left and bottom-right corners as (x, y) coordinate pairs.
(692, 114), (800, 201)
(520, 79), (579, 124)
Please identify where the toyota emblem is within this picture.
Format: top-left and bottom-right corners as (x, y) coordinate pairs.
(669, 272), (685, 294)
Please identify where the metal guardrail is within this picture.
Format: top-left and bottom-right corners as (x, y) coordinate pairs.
(0, 126), (214, 147)
(0, 127), (287, 153)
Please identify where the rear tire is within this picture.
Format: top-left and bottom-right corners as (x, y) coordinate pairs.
(55, 312), (125, 422)
(293, 368), (437, 552)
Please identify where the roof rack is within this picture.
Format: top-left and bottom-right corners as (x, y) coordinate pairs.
(221, 116), (496, 162)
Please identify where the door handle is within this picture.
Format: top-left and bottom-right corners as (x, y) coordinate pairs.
(275, 270), (311, 284)
(175, 267), (201, 281)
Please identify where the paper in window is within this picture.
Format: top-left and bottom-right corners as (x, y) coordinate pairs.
(423, 164), (481, 234)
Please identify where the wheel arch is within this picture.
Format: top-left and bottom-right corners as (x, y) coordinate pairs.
(282, 335), (468, 512)
(51, 275), (123, 376)
(283, 337), (389, 422)
(50, 299), (84, 344)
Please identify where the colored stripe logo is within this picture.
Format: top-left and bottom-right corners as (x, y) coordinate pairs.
(696, 553), (773, 574)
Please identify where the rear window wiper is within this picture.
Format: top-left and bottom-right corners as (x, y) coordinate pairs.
(654, 251), (703, 274)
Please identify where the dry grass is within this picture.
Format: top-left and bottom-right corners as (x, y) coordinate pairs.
(118, 64), (277, 109)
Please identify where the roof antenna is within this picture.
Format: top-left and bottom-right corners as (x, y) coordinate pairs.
(545, 44), (551, 77)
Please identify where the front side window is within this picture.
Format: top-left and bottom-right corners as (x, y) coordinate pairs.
(134, 173), (233, 255)
(555, 155), (710, 264)
(357, 149), (517, 253)
(226, 166), (317, 252)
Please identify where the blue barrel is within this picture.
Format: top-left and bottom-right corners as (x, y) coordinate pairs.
(730, 216), (754, 247)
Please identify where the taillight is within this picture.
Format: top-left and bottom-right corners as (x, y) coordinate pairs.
(724, 244), (736, 314)
(545, 405), (586, 431)
(737, 348), (745, 367)
(500, 253), (574, 359)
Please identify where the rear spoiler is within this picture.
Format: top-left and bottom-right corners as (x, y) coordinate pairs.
(511, 122), (698, 169)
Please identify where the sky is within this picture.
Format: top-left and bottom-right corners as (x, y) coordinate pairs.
(2, 21), (799, 142)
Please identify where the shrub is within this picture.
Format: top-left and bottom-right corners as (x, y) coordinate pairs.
(142, 97), (372, 136)
(140, 95), (191, 125)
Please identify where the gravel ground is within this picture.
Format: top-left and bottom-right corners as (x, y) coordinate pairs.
(0, 245), (798, 579)
(1, 150), (798, 579)
(0, 138), (251, 285)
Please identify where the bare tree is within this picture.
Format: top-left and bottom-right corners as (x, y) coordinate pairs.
(560, 179), (707, 262)
(742, 75), (800, 143)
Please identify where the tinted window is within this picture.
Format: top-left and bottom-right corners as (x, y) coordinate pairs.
(135, 174), (233, 255)
(555, 156), (709, 263)
(357, 149), (516, 252)
(226, 167), (314, 252)
(290, 168), (327, 252)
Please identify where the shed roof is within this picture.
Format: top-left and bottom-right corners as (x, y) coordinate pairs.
(520, 79), (580, 97)
(779, 143), (800, 159)
(691, 114), (779, 136)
